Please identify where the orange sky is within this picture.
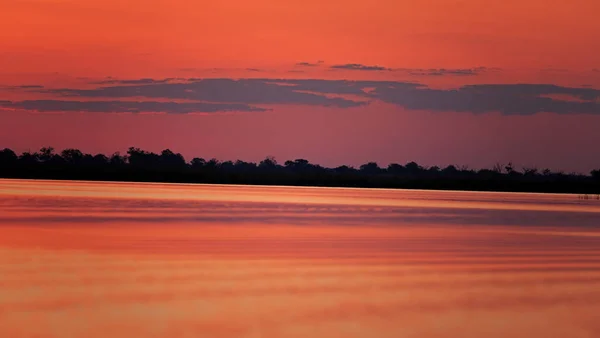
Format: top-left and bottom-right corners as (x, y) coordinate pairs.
(2, 0), (599, 76)
(1, 0), (600, 172)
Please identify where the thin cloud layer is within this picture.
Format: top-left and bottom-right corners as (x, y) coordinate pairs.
(326, 64), (497, 76)
(278, 79), (411, 95)
(330, 63), (392, 71)
(15, 85), (45, 89)
(0, 100), (267, 114)
(4, 78), (600, 115)
(295, 62), (323, 67)
(402, 67), (496, 76)
(1, 84), (45, 90)
(93, 78), (176, 85)
(368, 83), (600, 115)
(49, 78), (369, 108)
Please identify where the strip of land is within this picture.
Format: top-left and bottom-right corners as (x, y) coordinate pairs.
(1, 147), (599, 194)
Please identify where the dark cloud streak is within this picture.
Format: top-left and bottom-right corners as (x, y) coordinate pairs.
(5, 77), (600, 115)
(295, 62), (323, 67)
(368, 83), (600, 115)
(0, 100), (267, 114)
(402, 67), (498, 76)
(330, 63), (392, 71)
(326, 64), (498, 76)
(1, 84), (45, 90)
(93, 78), (175, 85)
(50, 78), (368, 108)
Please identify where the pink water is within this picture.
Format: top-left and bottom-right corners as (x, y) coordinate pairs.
(1, 179), (600, 338)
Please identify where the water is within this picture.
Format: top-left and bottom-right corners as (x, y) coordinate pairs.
(1, 179), (600, 338)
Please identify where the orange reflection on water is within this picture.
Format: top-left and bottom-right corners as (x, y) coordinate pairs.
(1, 179), (600, 338)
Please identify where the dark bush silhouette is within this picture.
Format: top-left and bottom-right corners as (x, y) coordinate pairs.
(592, 169), (600, 181)
(0, 148), (17, 164)
(0, 146), (599, 194)
(359, 162), (382, 175)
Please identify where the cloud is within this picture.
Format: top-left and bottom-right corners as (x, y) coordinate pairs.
(8, 77), (599, 115)
(16, 85), (45, 89)
(330, 63), (392, 71)
(295, 61), (323, 67)
(0, 100), (267, 114)
(178, 67), (275, 74)
(1, 84), (45, 90)
(402, 67), (497, 76)
(327, 65), (497, 76)
(49, 78), (368, 108)
(368, 83), (600, 115)
(93, 78), (175, 85)
(282, 79), (420, 95)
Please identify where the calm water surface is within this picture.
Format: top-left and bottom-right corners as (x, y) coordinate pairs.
(1, 179), (600, 338)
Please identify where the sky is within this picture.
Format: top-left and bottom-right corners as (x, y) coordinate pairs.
(1, 0), (600, 173)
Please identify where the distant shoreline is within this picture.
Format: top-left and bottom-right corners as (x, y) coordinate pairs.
(1, 173), (599, 196)
(1, 146), (599, 195)
(2, 177), (599, 199)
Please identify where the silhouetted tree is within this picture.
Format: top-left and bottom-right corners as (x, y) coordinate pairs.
(492, 162), (503, 173)
(334, 165), (354, 173)
(477, 168), (497, 177)
(159, 149), (186, 169)
(523, 166), (539, 177)
(285, 159), (309, 169)
(0, 146), (599, 194)
(190, 157), (206, 168)
(505, 162), (514, 174)
(127, 147), (159, 168)
(18, 151), (39, 165)
(0, 148), (17, 164)
(442, 165), (458, 175)
(428, 166), (440, 173)
(259, 156), (278, 169)
(220, 161), (235, 171)
(234, 160), (256, 172)
(61, 148), (84, 164)
(91, 154), (109, 166)
(387, 163), (405, 175)
(110, 152), (126, 166)
(360, 162), (381, 175)
(81, 153), (95, 166)
(405, 162), (422, 174)
(37, 147), (55, 162)
(205, 158), (220, 169)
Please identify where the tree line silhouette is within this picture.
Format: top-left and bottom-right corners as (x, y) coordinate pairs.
(1, 146), (599, 194)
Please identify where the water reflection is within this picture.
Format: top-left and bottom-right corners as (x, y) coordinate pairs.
(0, 179), (599, 338)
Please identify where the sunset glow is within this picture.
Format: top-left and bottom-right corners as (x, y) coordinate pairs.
(2, 3), (600, 334)
(1, 180), (600, 337)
